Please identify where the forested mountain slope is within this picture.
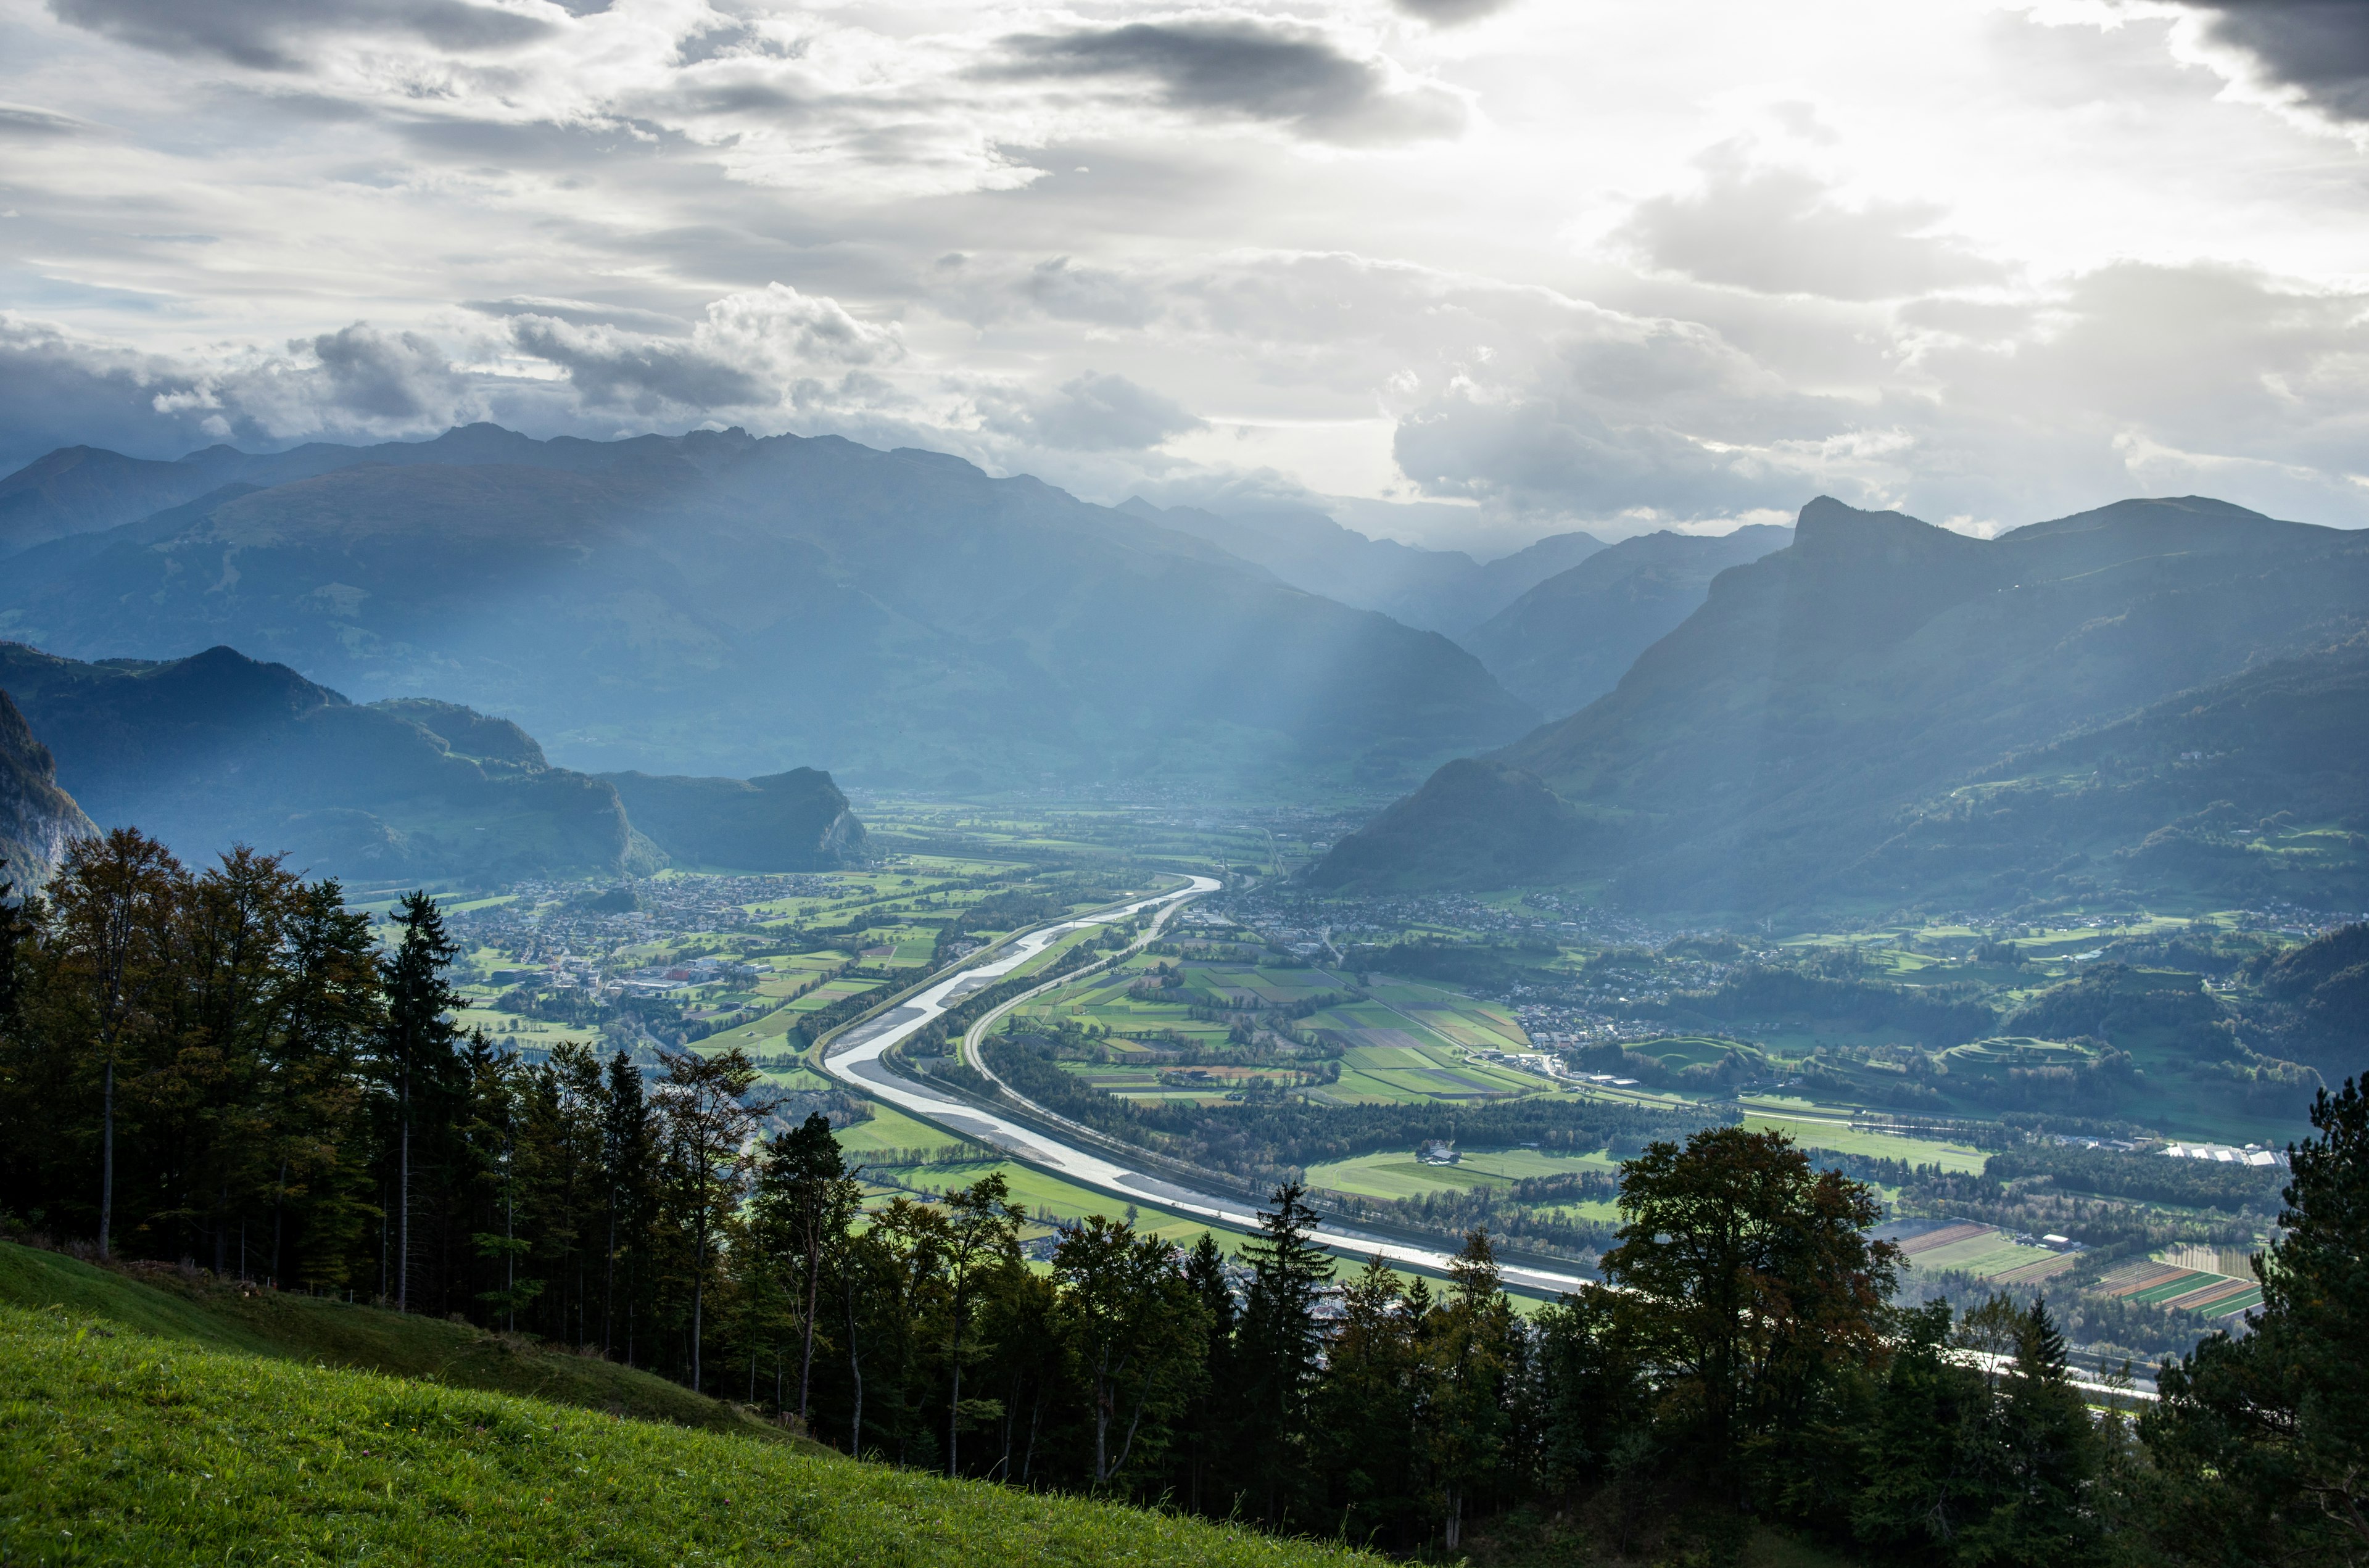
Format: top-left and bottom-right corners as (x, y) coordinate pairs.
(0, 426), (1536, 785)
(0, 643), (643, 883)
(1315, 496), (2369, 911)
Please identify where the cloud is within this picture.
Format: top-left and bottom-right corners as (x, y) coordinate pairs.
(508, 283), (903, 417)
(993, 18), (1466, 144)
(0, 318), (223, 468)
(463, 296), (692, 334)
(301, 324), (468, 421)
(0, 104), (89, 138)
(982, 371), (1202, 452)
(2172, 1), (2369, 123)
(1391, 0), (1516, 25)
(48, 0), (555, 71)
(1613, 143), (2009, 300)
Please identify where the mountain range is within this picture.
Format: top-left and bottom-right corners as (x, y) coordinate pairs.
(1314, 496), (2369, 915)
(1120, 498), (1605, 637)
(1462, 524), (1794, 719)
(0, 644), (864, 888)
(0, 426), (1537, 789)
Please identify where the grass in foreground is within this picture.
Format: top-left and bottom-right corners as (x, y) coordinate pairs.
(0, 1302), (1366, 1568)
(0, 1243), (763, 1437)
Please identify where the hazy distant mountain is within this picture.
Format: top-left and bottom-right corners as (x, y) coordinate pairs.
(0, 688), (95, 890)
(600, 769), (866, 872)
(0, 425), (1536, 787)
(0, 424), (598, 558)
(1313, 496), (2369, 913)
(0, 643), (647, 886)
(1120, 498), (1603, 635)
(1463, 524), (1793, 719)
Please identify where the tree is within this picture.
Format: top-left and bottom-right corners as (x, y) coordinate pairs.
(1600, 1125), (1898, 1507)
(262, 879), (381, 1289)
(44, 830), (181, 1261)
(1421, 1230), (1523, 1550)
(848, 1194), (950, 1464)
(376, 891), (465, 1311)
(1533, 1282), (1650, 1498)
(2138, 1076), (2369, 1565)
(1052, 1215), (1206, 1488)
(750, 1112), (858, 1424)
(1233, 1181), (1334, 1524)
(1174, 1231), (1240, 1515)
(651, 1046), (770, 1393)
(1313, 1255), (1422, 1548)
(941, 1171), (1023, 1475)
(599, 1049), (651, 1360)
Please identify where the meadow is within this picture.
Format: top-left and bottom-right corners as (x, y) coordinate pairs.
(0, 1299), (1364, 1568)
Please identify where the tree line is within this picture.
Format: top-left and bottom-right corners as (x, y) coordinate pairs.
(1, 833), (2360, 1564)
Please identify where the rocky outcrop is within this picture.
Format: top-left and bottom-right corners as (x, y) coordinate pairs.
(599, 767), (867, 872)
(0, 688), (96, 890)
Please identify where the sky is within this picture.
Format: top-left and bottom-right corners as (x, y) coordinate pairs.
(2, 0), (2367, 551)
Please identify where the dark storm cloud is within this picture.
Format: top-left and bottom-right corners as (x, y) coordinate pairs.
(47, 0), (554, 72)
(2177, 1), (2369, 122)
(1391, 0), (1516, 25)
(993, 18), (1464, 144)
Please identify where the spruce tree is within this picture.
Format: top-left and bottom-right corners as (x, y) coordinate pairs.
(1234, 1181), (1333, 1525)
(2140, 1077), (2369, 1564)
(376, 891), (464, 1312)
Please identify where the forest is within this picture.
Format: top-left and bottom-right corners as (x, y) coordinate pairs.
(0, 831), (2362, 1566)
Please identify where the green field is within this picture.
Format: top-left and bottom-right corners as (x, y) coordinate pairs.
(0, 1301), (1362, 1568)
(1305, 1147), (1623, 1218)
(0, 1244), (763, 1435)
(1740, 1112), (1988, 1173)
(1908, 1234), (2061, 1277)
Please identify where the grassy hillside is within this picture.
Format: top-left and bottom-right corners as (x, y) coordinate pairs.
(0, 1243), (755, 1437)
(0, 1300), (1362, 1568)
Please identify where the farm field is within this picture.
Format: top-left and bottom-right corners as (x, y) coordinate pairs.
(1020, 954), (1561, 1109)
(1886, 1221), (2073, 1284)
(1305, 1146), (1622, 1208)
(2099, 1260), (2265, 1319)
(1740, 1111), (1989, 1173)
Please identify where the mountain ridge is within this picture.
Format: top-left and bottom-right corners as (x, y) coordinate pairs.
(0, 425), (1536, 785)
(1313, 495), (2369, 912)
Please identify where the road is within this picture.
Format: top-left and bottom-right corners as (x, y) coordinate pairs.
(819, 873), (1596, 1297)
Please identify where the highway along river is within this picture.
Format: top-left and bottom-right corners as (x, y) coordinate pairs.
(819, 873), (1594, 1297)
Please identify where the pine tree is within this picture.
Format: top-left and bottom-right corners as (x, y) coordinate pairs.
(2140, 1077), (2369, 1564)
(598, 1049), (651, 1360)
(1234, 1181), (1334, 1525)
(376, 891), (465, 1312)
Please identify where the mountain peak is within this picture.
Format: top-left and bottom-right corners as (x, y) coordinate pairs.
(1793, 495), (1938, 547)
